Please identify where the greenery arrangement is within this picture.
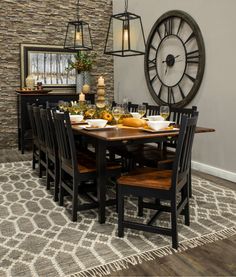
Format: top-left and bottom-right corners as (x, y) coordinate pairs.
(67, 52), (97, 73)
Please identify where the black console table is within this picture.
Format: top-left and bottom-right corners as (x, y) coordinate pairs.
(17, 92), (95, 154)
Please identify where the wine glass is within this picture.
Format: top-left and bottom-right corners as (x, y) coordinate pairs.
(86, 104), (96, 119)
(137, 104), (146, 118)
(112, 105), (124, 130)
(160, 105), (170, 120)
(58, 100), (65, 111)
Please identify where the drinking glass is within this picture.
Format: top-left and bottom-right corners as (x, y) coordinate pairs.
(86, 104), (96, 119)
(137, 104), (146, 118)
(112, 105), (124, 130)
(58, 100), (65, 111)
(160, 105), (170, 120)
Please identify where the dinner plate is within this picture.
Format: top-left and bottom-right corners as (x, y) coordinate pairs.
(140, 127), (179, 133)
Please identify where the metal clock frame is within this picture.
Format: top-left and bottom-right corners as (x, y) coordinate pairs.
(144, 10), (205, 108)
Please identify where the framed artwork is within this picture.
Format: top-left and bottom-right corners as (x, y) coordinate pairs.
(20, 44), (77, 88)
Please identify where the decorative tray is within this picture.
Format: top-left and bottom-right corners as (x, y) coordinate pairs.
(16, 89), (52, 94)
(70, 121), (87, 125)
(83, 125), (116, 131)
(140, 127), (179, 133)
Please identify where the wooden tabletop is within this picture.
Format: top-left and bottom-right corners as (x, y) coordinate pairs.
(72, 125), (215, 142)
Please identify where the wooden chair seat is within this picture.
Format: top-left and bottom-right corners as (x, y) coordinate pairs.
(118, 168), (172, 190)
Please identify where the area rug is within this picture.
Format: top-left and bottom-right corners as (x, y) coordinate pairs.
(0, 161), (235, 277)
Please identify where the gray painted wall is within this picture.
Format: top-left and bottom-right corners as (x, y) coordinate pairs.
(113, 0), (236, 178)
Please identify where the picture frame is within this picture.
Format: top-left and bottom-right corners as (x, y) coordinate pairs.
(20, 44), (77, 88)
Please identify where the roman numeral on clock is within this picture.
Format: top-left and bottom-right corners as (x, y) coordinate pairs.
(186, 50), (200, 64)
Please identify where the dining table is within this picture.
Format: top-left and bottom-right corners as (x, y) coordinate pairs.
(72, 124), (215, 224)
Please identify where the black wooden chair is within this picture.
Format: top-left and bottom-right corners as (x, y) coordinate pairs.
(144, 103), (160, 116)
(27, 103), (39, 170)
(117, 112), (198, 249)
(40, 108), (60, 201)
(128, 102), (138, 112)
(33, 106), (47, 178)
(53, 111), (121, 222)
(133, 106), (198, 168)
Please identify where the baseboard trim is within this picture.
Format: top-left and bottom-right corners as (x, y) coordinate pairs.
(192, 161), (236, 183)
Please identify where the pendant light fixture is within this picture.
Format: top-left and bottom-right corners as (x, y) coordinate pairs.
(64, 0), (93, 51)
(104, 0), (146, 57)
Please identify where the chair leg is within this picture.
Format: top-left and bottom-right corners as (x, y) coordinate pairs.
(118, 186), (124, 237)
(171, 199), (178, 249)
(32, 145), (36, 170)
(72, 179), (78, 222)
(184, 184), (190, 226)
(39, 150), (43, 178)
(54, 160), (60, 202)
(138, 197), (144, 217)
(189, 164), (192, 198)
(46, 157), (50, 190)
(59, 170), (64, 206)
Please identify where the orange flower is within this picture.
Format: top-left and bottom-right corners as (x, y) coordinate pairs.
(103, 112), (113, 122)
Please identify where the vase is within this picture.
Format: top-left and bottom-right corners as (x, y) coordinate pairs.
(26, 75), (35, 89)
(76, 71), (91, 94)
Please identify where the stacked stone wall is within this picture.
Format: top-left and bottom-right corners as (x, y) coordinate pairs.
(0, 0), (113, 149)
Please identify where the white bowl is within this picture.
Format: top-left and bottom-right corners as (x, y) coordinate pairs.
(147, 115), (164, 121)
(70, 114), (84, 123)
(86, 119), (107, 128)
(130, 112), (142, 119)
(147, 120), (172, 131)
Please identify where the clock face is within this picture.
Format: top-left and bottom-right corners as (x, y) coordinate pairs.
(144, 10), (205, 107)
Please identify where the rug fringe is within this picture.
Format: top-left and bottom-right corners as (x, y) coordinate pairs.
(69, 226), (236, 277)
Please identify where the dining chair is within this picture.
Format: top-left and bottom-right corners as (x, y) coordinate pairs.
(117, 112), (198, 249)
(27, 103), (39, 170)
(144, 103), (160, 116)
(40, 108), (60, 201)
(128, 102), (138, 112)
(133, 106), (198, 196)
(33, 106), (47, 178)
(53, 111), (121, 222)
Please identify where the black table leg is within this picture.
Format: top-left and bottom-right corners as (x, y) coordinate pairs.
(96, 141), (107, 224)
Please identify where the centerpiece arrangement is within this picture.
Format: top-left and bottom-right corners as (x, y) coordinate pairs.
(67, 52), (96, 93)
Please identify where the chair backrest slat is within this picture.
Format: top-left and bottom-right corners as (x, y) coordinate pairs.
(33, 106), (45, 146)
(128, 102), (138, 112)
(27, 103), (38, 139)
(40, 108), (55, 154)
(53, 111), (78, 169)
(169, 106), (197, 124)
(172, 112), (198, 189)
(145, 104), (160, 116)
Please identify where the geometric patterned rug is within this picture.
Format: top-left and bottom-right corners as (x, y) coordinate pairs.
(0, 161), (235, 277)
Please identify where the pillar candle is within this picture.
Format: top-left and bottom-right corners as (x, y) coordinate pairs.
(98, 76), (105, 86)
(79, 92), (85, 101)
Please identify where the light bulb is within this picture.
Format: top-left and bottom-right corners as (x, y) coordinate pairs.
(124, 28), (129, 41)
(75, 31), (81, 42)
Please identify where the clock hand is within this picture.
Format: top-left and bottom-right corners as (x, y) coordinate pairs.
(165, 65), (168, 75)
(162, 54), (180, 63)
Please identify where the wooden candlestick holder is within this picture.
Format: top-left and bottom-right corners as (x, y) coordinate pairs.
(96, 84), (106, 108)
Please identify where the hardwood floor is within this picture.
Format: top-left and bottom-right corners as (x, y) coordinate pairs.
(109, 234), (236, 276)
(0, 148), (31, 163)
(0, 149), (235, 276)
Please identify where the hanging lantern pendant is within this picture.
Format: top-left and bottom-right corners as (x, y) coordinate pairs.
(64, 0), (93, 51)
(104, 0), (146, 57)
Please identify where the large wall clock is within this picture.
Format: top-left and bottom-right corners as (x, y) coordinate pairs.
(144, 10), (205, 107)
